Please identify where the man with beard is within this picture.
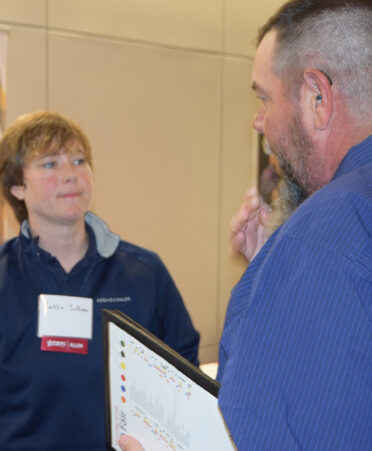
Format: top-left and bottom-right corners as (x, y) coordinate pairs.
(217, 0), (372, 449)
(119, 1), (371, 449)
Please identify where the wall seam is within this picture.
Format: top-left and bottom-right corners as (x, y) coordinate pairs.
(215, 0), (226, 357)
(45, 0), (49, 110)
(0, 20), (254, 62)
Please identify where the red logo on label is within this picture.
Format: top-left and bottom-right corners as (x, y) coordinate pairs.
(41, 336), (88, 354)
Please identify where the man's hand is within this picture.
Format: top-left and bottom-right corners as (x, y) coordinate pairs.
(118, 435), (144, 451)
(230, 187), (272, 262)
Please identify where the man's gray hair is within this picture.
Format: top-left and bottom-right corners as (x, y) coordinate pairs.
(258, 0), (372, 118)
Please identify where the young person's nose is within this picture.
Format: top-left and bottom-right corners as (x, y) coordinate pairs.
(62, 160), (78, 183)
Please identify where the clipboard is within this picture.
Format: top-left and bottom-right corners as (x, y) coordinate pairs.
(103, 309), (235, 451)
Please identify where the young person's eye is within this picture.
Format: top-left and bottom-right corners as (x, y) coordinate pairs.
(73, 157), (86, 166)
(43, 160), (57, 169)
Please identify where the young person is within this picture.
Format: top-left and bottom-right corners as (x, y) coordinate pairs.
(0, 111), (199, 450)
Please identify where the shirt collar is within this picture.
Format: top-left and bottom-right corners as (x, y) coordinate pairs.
(332, 134), (372, 181)
(20, 212), (120, 259)
(20, 220), (99, 264)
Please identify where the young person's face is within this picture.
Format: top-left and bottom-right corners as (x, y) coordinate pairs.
(10, 141), (93, 227)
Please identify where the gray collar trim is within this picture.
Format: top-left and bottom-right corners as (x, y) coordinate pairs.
(20, 220), (31, 238)
(20, 212), (120, 258)
(84, 212), (120, 258)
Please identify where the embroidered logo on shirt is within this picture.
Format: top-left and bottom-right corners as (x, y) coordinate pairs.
(96, 297), (131, 303)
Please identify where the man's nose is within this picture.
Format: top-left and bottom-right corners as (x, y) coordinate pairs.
(252, 108), (264, 133)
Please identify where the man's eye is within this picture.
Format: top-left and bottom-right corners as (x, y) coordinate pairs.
(256, 93), (269, 102)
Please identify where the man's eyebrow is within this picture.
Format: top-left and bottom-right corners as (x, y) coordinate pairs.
(251, 81), (266, 93)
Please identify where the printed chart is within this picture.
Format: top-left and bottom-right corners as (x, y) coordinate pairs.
(108, 322), (235, 450)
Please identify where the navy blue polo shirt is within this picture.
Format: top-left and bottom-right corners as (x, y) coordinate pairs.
(0, 214), (199, 450)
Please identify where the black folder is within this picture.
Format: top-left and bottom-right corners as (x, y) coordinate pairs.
(103, 309), (235, 451)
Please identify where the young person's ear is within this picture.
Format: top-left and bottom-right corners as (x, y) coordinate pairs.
(10, 184), (26, 201)
(303, 68), (333, 130)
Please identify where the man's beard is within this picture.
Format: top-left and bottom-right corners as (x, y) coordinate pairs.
(265, 175), (307, 235)
(277, 112), (319, 196)
(263, 113), (311, 234)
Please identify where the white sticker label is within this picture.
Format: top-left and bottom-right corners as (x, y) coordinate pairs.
(37, 294), (93, 339)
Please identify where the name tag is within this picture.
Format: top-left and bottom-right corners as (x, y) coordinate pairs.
(40, 336), (89, 354)
(38, 294), (93, 354)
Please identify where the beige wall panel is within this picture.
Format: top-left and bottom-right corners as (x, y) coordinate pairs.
(0, 0), (46, 26)
(224, 0), (285, 57)
(48, 33), (222, 356)
(218, 56), (260, 335)
(6, 27), (46, 123)
(199, 343), (219, 365)
(3, 26), (47, 240)
(49, 0), (223, 52)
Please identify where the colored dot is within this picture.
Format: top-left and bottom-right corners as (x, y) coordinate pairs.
(120, 340), (125, 347)
(121, 351), (125, 358)
(121, 396), (126, 403)
(121, 362), (126, 370)
(121, 374), (126, 381)
(121, 385), (126, 392)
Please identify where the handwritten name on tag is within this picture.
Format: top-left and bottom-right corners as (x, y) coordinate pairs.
(38, 294), (93, 339)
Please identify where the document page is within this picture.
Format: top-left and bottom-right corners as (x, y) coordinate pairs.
(108, 322), (235, 451)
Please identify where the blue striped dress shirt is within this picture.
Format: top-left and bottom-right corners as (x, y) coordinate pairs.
(218, 135), (372, 450)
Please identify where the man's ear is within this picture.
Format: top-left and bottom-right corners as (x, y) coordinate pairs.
(303, 68), (333, 130)
(10, 184), (26, 201)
